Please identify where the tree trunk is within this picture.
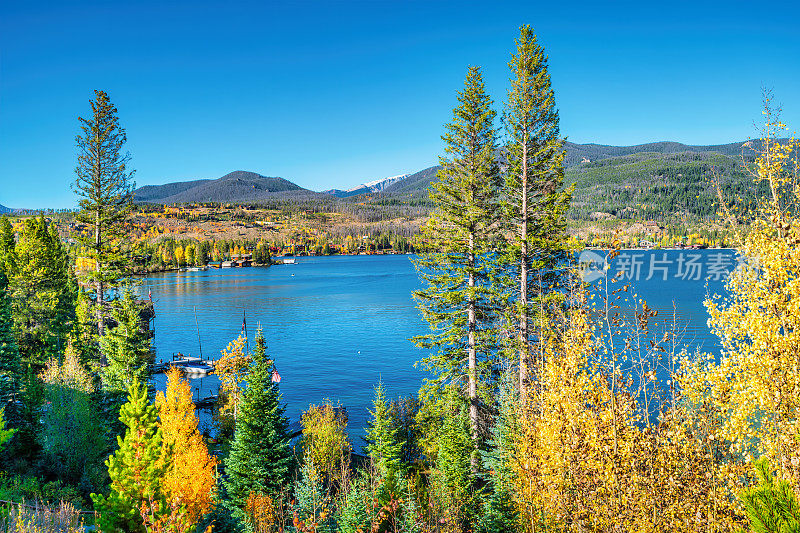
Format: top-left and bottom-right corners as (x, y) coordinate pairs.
(468, 231), (478, 470)
(95, 207), (106, 364)
(519, 137), (529, 398)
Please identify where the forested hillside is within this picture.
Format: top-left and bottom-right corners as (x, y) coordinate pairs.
(567, 150), (768, 221)
(561, 139), (756, 166)
(134, 171), (325, 204)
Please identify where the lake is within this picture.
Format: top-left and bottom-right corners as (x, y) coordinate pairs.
(140, 250), (736, 441)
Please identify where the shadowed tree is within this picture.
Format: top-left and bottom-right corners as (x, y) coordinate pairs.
(8, 216), (74, 365)
(224, 328), (292, 512)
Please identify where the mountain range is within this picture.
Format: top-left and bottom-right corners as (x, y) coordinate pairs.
(132, 140), (757, 206)
(0, 204), (12, 215)
(133, 170), (326, 204)
(322, 174), (409, 198)
(561, 140), (751, 167)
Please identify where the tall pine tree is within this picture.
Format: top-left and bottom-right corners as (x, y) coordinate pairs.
(501, 25), (572, 398)
(413, 66), (501, 447)
(73, 90), (135, 350)
(224, 328), (292, 511)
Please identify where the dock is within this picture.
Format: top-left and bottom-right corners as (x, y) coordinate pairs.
(152, 354), (217, 377)
(194, 394), (219, 408)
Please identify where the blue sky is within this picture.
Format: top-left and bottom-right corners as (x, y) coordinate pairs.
(1, 0), (798, 208)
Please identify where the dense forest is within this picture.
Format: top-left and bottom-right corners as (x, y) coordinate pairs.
(2, 25), (800, 533)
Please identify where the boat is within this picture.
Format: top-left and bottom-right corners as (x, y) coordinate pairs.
(151, 355), (216, 377)
(174, 357), (215, 376)
(283, 257), (296, 264)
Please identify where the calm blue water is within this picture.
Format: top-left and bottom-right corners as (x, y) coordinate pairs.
(141, 255), (428, 440)
(580, 248), (737, 356)
(140, 250), (735, 439)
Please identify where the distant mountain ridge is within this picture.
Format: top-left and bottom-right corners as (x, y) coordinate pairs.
(380, 140), (762, 200)
(323, 174), (409, 198)
(132, 140), (762, 205)
(133, 171), (318, 204)
(0, 204), (11, 215)
(562, 140), (753, 167)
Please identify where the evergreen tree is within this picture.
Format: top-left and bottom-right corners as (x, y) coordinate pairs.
(91, 377), (170, 533)
(0, 408), (15, 452)
(413, 66), (501, 446)
(293, 460), (334, 533)
(0, 222), (22, 460)
(72, 289), (100, 364)
(336, 473), (373, 533)
(73, 90), (135, 347)
(100, 287), (153, 394)
(740, 458), (800, 533)
(8, 216), (74, 365)
(0, 216), (15, 277)
(364, 381), (403, 480)
(224, 328), (292, 511)
(478, 372), (519, 533)
(501, 25), (572, 397)
(0, 273), (20, 402)
(432, 385), (477, 531)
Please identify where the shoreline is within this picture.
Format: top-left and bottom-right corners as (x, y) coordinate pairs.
(134, 248), (738, 277)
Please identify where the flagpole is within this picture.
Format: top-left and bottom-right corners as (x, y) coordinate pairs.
(243, 309), (249, 356)
(149, 287), (156, 337)
(194, 306), (203, 360)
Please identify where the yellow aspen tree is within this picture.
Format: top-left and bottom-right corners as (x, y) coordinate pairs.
(515, 278), (741, 532)
(214, 335), (251, 429)
(174, 245), (185, 266)
(156, 367), (218, 524)
(301, 401), (351, 490)
(682, 102), (800, 491)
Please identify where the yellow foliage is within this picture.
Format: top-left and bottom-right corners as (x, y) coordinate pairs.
(214, 335), (251, 424)
(300, 401), (351, 486)
(244, 492), (278, 533)
(516, 109), (800, 531)
(174, 245), (185, 266)
(40, 341), (94, 393)
(514, 283), (739, 532)
(683, 109), (800, 489)
(156, 367), (218, 524)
